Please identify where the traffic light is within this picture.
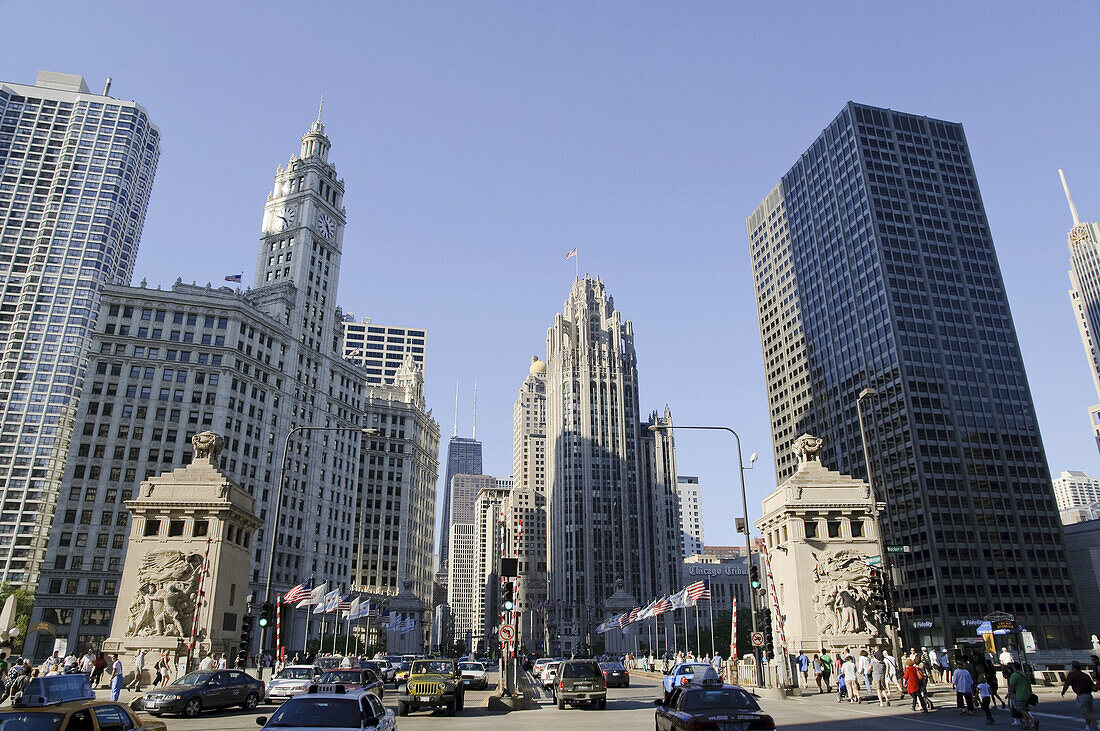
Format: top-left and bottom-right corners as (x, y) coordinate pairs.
(258, 602), (273, 628)
(240, 613), (254, 649)
(749, 565), (761, 591)
(501, 581), (515, 612)
(761, 607), (773, 650)
(868, 569), (885, 607)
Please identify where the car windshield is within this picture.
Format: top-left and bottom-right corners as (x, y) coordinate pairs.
(276, 668), (316, 680)
(458, 663), (484, 672)
(392, 662), (410, 671)
(0, 713), (65, 731)
(265, 698), (362, 728)
(681, 687), (761, 712)
(676, 664), (711, 676)
(601, 662), (625, 670)
(319, 671), (364, 684)
(562, 661), (601, 679)
(315, 657), (343, 669)
(174, 672), (215, 686)
(411, 660), (453, 675)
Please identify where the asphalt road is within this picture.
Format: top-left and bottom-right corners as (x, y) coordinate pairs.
(95, 669), (1098, 729)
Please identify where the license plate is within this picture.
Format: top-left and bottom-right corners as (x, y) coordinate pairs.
(718, 723), (745, 731)
(575, 693), (586, 698)
(144, 702), (158, 709)
(576, 684), (591, 690)
(419, 696), (432, 702)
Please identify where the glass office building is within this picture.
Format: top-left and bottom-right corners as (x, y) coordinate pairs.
(748, 102), (1083, 647)
(0, 71), (159, 587)
(438, 435), (482, 582)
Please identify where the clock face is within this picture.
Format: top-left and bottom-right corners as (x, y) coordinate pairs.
(1071, 224), (1091, 245)
(318, 213), (336, 240)
(273, 206), (296, 231)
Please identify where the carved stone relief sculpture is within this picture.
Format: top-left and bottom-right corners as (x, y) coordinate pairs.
(125, 549), (203, 638)
(810, 548), (881, 637)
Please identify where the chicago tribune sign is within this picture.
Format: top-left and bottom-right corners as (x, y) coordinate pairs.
(686, 565), (748, 577)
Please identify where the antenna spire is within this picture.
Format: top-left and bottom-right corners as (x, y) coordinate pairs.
(452, 381), (459, 438)
(317, 94), (324, 124)
(1060, 169), (1081, 226)
(472, 382), (478, 440)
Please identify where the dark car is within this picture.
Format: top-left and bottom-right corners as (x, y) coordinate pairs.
(599, 661), (630, 688)
(554, 659), (606, 710)
(142, 669), (265, 718)
(318, 669), (386, 699)
(654, 680), (775, 730)
(362, 660), (396, 684)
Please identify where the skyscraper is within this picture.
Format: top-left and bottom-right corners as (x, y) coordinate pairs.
(445, 473), (496, 646)
(0, 71), (160, 587)
(341, 316), (426, 386)
(675, 476), (704, 558)
(748, 102), (1083, 646)
(544, 276), (681, 653)
(1060, 170), (1100, 453)
(1052, 470), (1100, 512)
(437, 425), (483, 584)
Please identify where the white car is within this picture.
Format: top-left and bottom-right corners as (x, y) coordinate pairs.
(458, 661), (489, 690)
(258, 685), (395, 730)
(541, 661), (561, 689)
(266, 665), (322, 702)
(532, 657), (553, 677)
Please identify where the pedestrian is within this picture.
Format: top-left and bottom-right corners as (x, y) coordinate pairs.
(885, 648), (903, 696)
(820, 650), (833, 693)
(858, 649), (872, 695)
(978, 677), (995, 725)
(813, 654), (824, 693)
(796, 651), (810, 688)
(870, 651), (889, 707)
(1061, 660), (1097, 731)
(109, 654), (123, 702)
(999, 646), (1016, 668)
(904, 659), (929, 712)
(939, 649), (951, 684)
(152, 656), (163, 688)
(129, 649), (146, 691)
(217, 652), (227, 670)
(929, 647), (940, 683)
(842, 654), (861, 703)
(8, 666), (30, 706)
(90, 652), (106, 688)
(953, 662), (975, 715)
(160, 653), (173, 687)
(1008, 661), (1036, 729)
(198, 653), (215, 671)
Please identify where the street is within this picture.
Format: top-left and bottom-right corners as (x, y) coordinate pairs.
(96, 668), (1100, 730)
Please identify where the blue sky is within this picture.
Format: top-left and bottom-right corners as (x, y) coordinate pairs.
(5, 1), (1100, 546)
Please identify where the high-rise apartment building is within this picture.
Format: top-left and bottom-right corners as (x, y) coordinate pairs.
(508, 357), (548, 649)
(445, 473), (496, 645)
(472, 480), (511, 652)
(437, 434), (482, 584)
(342, 316), (426, 387)
(1052, 470), (1100, 512)
(0, 71), (160, 587)
(26, 114), (439, 656)
(544, 276), (681, 653)
(747, 102), (1083, 646)
(1060, 171), (1100, 453)
(676, 476), (704, 557)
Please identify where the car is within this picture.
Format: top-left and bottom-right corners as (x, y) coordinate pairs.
(362, 659), (396, 684)
(541, 661), (561, 689)
(391, 660), (412, 685)
(396, 658), (465, 716)
(600, 660), (630, 687)
(2, 674), (167, 730)
(654, 678), (775, 730)
(266, 665), (323, 703)
(554, 658), (607, 710)
(532, 657), (553, 676)
(662, 662), (718, 701)
(458, 660), (489, 690)
(315, 655), (345, 670)
(141, 669), (265, 717)
(317, 668), (386, 699)
(256, 684), (395, 730)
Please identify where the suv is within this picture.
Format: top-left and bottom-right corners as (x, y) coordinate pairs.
(396, 659), (465, 716)
(555, 659), (607, 710)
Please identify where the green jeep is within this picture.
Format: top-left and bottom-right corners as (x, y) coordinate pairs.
(397, 659), (465, 716)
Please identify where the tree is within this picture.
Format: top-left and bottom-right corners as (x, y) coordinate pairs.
(0, 584), (34, 653)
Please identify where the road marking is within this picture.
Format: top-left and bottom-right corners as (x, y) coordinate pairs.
(833, 706), (986, 729)
(1032, 710), (1083, 720)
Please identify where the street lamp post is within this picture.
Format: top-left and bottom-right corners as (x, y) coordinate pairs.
(855, 388), (903, 651)
(648, 423), (760, 683)
(259, 425), (380, 653)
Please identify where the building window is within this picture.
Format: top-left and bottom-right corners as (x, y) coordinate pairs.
(143, 519), (160, 537)
(804, 520), (817, 539)
(850, 520), (864, 538)
(827, 521), (841, 538)
(168, 520), (185, 537)
(193, 521), (209, 537)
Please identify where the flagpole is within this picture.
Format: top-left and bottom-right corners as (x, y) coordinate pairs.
(694, 604), (700, 657)
(708, 596), (715, 659)
(682, 604), (688, 655)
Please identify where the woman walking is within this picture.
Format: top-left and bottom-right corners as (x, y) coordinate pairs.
(904, 659), (930, 712)
(813, 654), (824, 694)
(89, 652), (106, 688)
(985, 659), (1007, 709)
(842, 655), (861, 703)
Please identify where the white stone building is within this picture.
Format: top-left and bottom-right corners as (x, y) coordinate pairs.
(1052, 469), (1100, 512)
(472, 480), (512, 652)
(0, 71), (160, 588)
(676, 476), (705, 557)
(446, 473), (496, 646)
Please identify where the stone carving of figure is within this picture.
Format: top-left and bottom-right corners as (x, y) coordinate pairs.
(191, 431), (225, 460)
(810, 549), (878, 637)
(835, 588), (861, 633)
(125, 550), (203, 638)
(792, 434), (824, 465)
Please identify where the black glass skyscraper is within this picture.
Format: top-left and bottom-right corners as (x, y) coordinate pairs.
(748, 102), (1083, 647)
(438, 435), (482, 578)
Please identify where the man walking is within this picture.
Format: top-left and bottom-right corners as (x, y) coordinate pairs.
(128, 649), (146, 692)
(1061, 660), (1097, 730)
(1008, 661), (1035, 728)
(796, 651), (810, 688)
(953, 662), (975, 715)
(109, 654), (124, 701)
(820, 650), (833, 693)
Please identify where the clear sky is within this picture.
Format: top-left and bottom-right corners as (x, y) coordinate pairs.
(5, 1), (1100, 547)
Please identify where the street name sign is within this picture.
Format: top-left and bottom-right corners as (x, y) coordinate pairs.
(886, 545), (911, 554)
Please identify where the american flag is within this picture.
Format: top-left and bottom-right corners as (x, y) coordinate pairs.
(686, 579), (711, 603)
(224, 273), (242, 283)
(337, 594), (353, 612)
(627, 607), (640, 624)
(283, 581), (311, 604)
(564, 248), (577, 261)
(652, 596), (672, 615)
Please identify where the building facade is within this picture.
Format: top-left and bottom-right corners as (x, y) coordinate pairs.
(472, 481), (512, 653)
(1052, 470), (1100, 512)
(445, 473), (496, 645)
(1062, 517), (1100, 641)
(0, 71), (160, 588)
(437, 435), (482, 584)
(341, 316), (426, 387)
(682, 554), (752, 615)
(544, 276), (681, 653)
(27, 114), (439, 656)
(676, 476), (705, 558)
(747, 102), (1083, 646)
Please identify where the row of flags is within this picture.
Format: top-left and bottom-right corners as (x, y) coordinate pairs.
(282, 580), (397, 624)
(596, 579), (712, 634)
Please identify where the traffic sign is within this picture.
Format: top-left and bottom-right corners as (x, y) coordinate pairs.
(499, 624), (516, 642)
(865, 555), (882, 566)
(750, 631), (765, 647)
(886, 545), (911, 554)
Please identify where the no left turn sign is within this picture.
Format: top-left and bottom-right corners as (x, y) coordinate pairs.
(499, 624), (516, 642)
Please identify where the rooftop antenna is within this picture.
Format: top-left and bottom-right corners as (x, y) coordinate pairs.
(1060, 169), (1081, 226)
(452, 381), (459, 438)
(317, 94), (324, 124)
(472, 382), (478, 440)
(102, 77), (112, 96)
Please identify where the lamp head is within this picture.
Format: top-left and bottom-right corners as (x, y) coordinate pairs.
(361, 428), (381, 436)
(749, 451), (759, 466)
(648, 424), (669, 432)
(858, 387), (877, 400)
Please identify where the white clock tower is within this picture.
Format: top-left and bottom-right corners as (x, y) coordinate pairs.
(255, 103), (347, 354)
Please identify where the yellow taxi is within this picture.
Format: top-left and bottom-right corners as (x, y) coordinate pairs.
(0, 674), (167, 730)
